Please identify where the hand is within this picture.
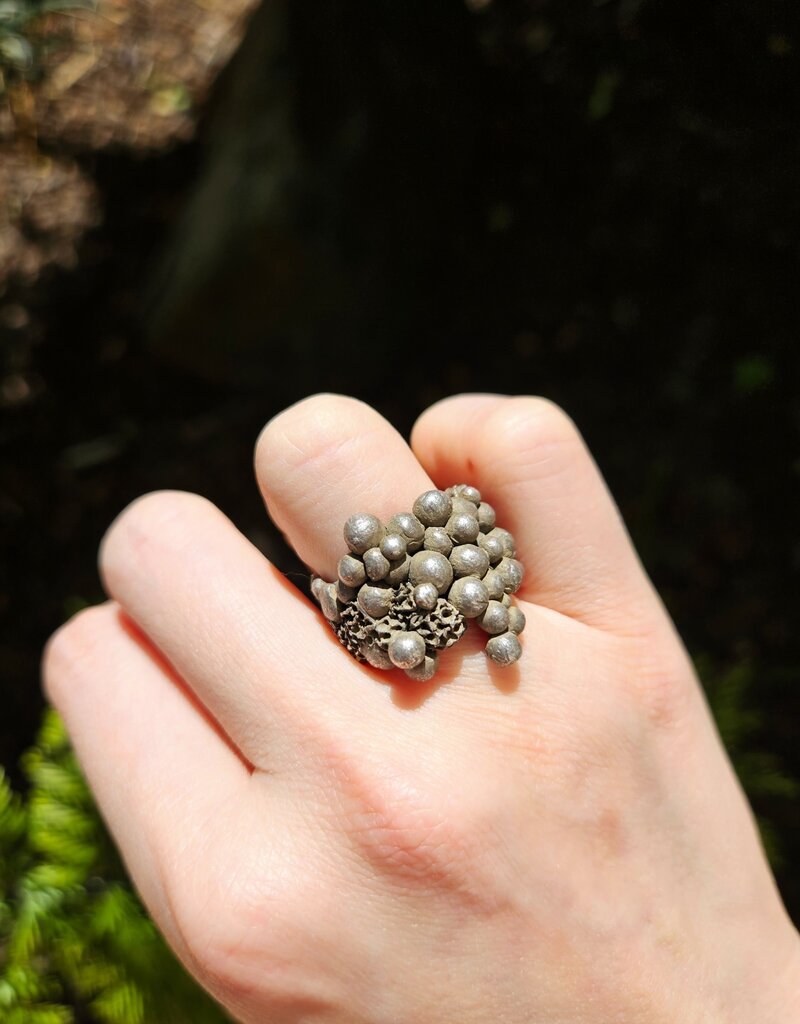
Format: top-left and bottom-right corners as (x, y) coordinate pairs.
(43, 394), (800, 1023)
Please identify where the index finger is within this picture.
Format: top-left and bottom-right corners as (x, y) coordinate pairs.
(255, 394), (434, 580)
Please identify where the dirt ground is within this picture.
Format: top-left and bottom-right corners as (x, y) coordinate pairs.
(0, 0), (258, 286)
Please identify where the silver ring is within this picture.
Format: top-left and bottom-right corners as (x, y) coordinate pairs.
(311, 485), (525, 681)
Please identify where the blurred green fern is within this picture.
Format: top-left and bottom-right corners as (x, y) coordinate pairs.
(699, 655), (799, 866)
(0, 708), (228, 1024)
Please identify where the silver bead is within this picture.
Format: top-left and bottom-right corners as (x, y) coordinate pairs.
(501, 593), (512, 607)
(362, 643), (393, 669)
(388, 630), (426, 669)
(338, 554), (366, 588)
(483, 527), (516, 558)
(343, 513), (384, 555)
(357, 584), (393, 619)
(310, 576), (326, 602)
(477, 600), (510, 635)
(450, 483), (481, 505)
(477, 502), (496, 532)
(386, 512), (425, 553)
(477, 533), (504, 564)
(485, 631), (522, 666)
(449, 544), (490, 579)
(423, 527), (453, 555)
(412, 489), (453, 527)
(507, 604), (526, 634)
(482, 567), (505, 601)
(413, 582), (438, 610)
(447, 576), (489, 618)
(405, 651), (438, 682)
(496, 557), (524, 594)
(498, 528), (516, 558)
(363, 547), (390, 581)
(450, 495), (479, 516)
(380, 532), (407, 561)
(408, 550), (454, 594)
(337, 579), (357, 603)
(446, 512), (480, 544)
(385, 554), (411, 586)
(319, 582), (341, 622)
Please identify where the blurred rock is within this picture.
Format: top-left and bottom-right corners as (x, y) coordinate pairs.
(147, 0), (481, 389)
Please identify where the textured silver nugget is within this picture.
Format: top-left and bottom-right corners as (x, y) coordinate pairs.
(311, 485), (525, 681)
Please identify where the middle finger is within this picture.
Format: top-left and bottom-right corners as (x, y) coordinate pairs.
(255, 394), (434, 579)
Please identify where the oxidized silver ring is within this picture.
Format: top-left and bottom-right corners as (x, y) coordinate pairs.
(311, 485), (525, 681)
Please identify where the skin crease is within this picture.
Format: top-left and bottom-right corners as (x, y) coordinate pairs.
(42, 393), (800, 1024)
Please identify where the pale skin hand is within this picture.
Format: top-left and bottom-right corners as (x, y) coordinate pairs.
(43, 394), (800, 1023)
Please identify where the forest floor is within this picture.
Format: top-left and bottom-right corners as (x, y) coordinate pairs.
(0, 0), (257, 287)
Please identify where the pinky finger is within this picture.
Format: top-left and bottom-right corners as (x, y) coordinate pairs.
(41, 602), (251, 959)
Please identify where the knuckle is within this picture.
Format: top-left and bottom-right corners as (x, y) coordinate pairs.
(42, 603), (115, 706)
(480, 397), (585, 487)
(160, 843), (248, 982)
(99, 490), (217, 590)
(499, 396), (581, 449)
(619, 638), (697, 732)
(349, 788), (457, 880)
(255, 393), (373, 476)
(165, 865), (241, 985)
(333, 754), (502, 904)
(166, 848), (334, 1010)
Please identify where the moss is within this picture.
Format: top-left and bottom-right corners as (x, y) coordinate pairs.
(0, 708), (228, 1024)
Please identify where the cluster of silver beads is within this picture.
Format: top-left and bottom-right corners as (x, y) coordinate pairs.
(311, 485), (525, 681)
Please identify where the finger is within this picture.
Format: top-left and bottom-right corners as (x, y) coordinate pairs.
(411, 394), (662, 632)
(41, 601), (250, 958)
(99, 489), (374, 770)
(255, 394), (433, 579)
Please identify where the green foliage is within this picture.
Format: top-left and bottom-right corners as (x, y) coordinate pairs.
(0, 0), (95, 84)
(0, 708), (228, 1024)
(699, 656), (799, 865)
(733, 354), (775, 395)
